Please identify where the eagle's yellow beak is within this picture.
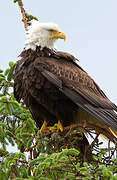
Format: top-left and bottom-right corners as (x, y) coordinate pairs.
(51, 30), (66, 41)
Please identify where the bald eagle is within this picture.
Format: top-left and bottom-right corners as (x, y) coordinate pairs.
(14, 22), (117, 142)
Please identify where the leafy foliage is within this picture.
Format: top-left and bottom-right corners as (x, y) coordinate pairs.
(0, 63), (117, 179)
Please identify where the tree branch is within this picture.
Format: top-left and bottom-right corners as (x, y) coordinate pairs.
(15, 0), (28, 31)
(14, 0), (38, 32)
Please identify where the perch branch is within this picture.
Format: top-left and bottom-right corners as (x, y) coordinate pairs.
(41, 122), (117, 143)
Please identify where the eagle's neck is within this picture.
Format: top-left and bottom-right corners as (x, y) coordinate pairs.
(24, 32), (56, 51)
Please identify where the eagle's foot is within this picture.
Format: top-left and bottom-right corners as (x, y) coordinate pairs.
(41, 120), (63, 132)
(41, 121), (55, 132)
(40, 121), (48, 132)
(57, 120), (64, 132)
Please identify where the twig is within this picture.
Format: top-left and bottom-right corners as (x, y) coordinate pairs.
(14, 0), (38, 32)
(19, 159), (28, 164)
(64, 123), (117, 143)
(108, 140), (110, 163)
(30, 149), (32, 160)
(15, 0), (28, 31)
(12, 133), (26, 147)
(14, 114), (27, 121)
(68, 155), (78, 172)
(89, 134), (100, 149)
(25, 140), (38, 152)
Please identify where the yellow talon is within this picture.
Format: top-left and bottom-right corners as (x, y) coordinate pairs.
(40, 121), (48, 131)
(48, 126), (55, 131)
(41, 121), (55, 132)
(41, 120), (63, 132)
(57, 120), (63, 132)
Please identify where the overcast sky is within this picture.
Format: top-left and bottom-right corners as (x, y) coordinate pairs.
(1, 0), (117, 104)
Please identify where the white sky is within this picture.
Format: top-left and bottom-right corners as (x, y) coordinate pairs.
(1, 0), (117, 105)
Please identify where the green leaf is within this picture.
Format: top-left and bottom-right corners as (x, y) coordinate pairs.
(27, 139), (33, 148)
(29, 156), (46, 166)
(66, 173), (75, 179)
(79, 167), (87, 171)
(0, 106), (5, 114)
(7, 68), (14, 81)
(68, 148), (80, 156)
(39, 178), (49, 180)
(8, 61), (15, 67)
(0, 74), (5, 78)
(0, 148), (8, 156)
(83, 162), (88, 167)
(1, 96), (8, 102)
(5, 130), (13, 137)
(6, 104), (13, 115)
(15, 126), (22, 135)
(0, 69), (3, 73)
(27, 118), (35, 128)
(102, 168), (113, 178)
(0, 77), (5, 81)
(37, 130), (42, 137)
(19, 167), (28, 178)
(10, 100), (20, 108)
(21, 133), (30, 138)
(14, 0), (17, 3)
(4, 68), (10, 76)
(29, 158), (40, 166)
(33, 17), (39, 21)
(0, 123), (8, 129)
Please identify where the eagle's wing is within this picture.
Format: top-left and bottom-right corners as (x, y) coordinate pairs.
(34, 52), (117, 136)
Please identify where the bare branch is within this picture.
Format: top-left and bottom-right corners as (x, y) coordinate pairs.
(13, 0), (38, 32)
(16, 0), (28, 31)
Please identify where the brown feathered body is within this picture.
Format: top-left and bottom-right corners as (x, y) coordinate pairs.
(14, 46), (117, 142)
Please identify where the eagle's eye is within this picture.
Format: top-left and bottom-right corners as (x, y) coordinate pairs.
(49, 29), (57, 33)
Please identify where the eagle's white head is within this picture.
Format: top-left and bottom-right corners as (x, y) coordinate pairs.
(25, 22), (66, 50)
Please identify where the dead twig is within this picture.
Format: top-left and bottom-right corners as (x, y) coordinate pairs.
(14, 0), (38, 32)
(14, 0), (28, 31)
(89, 134), (100, 149)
